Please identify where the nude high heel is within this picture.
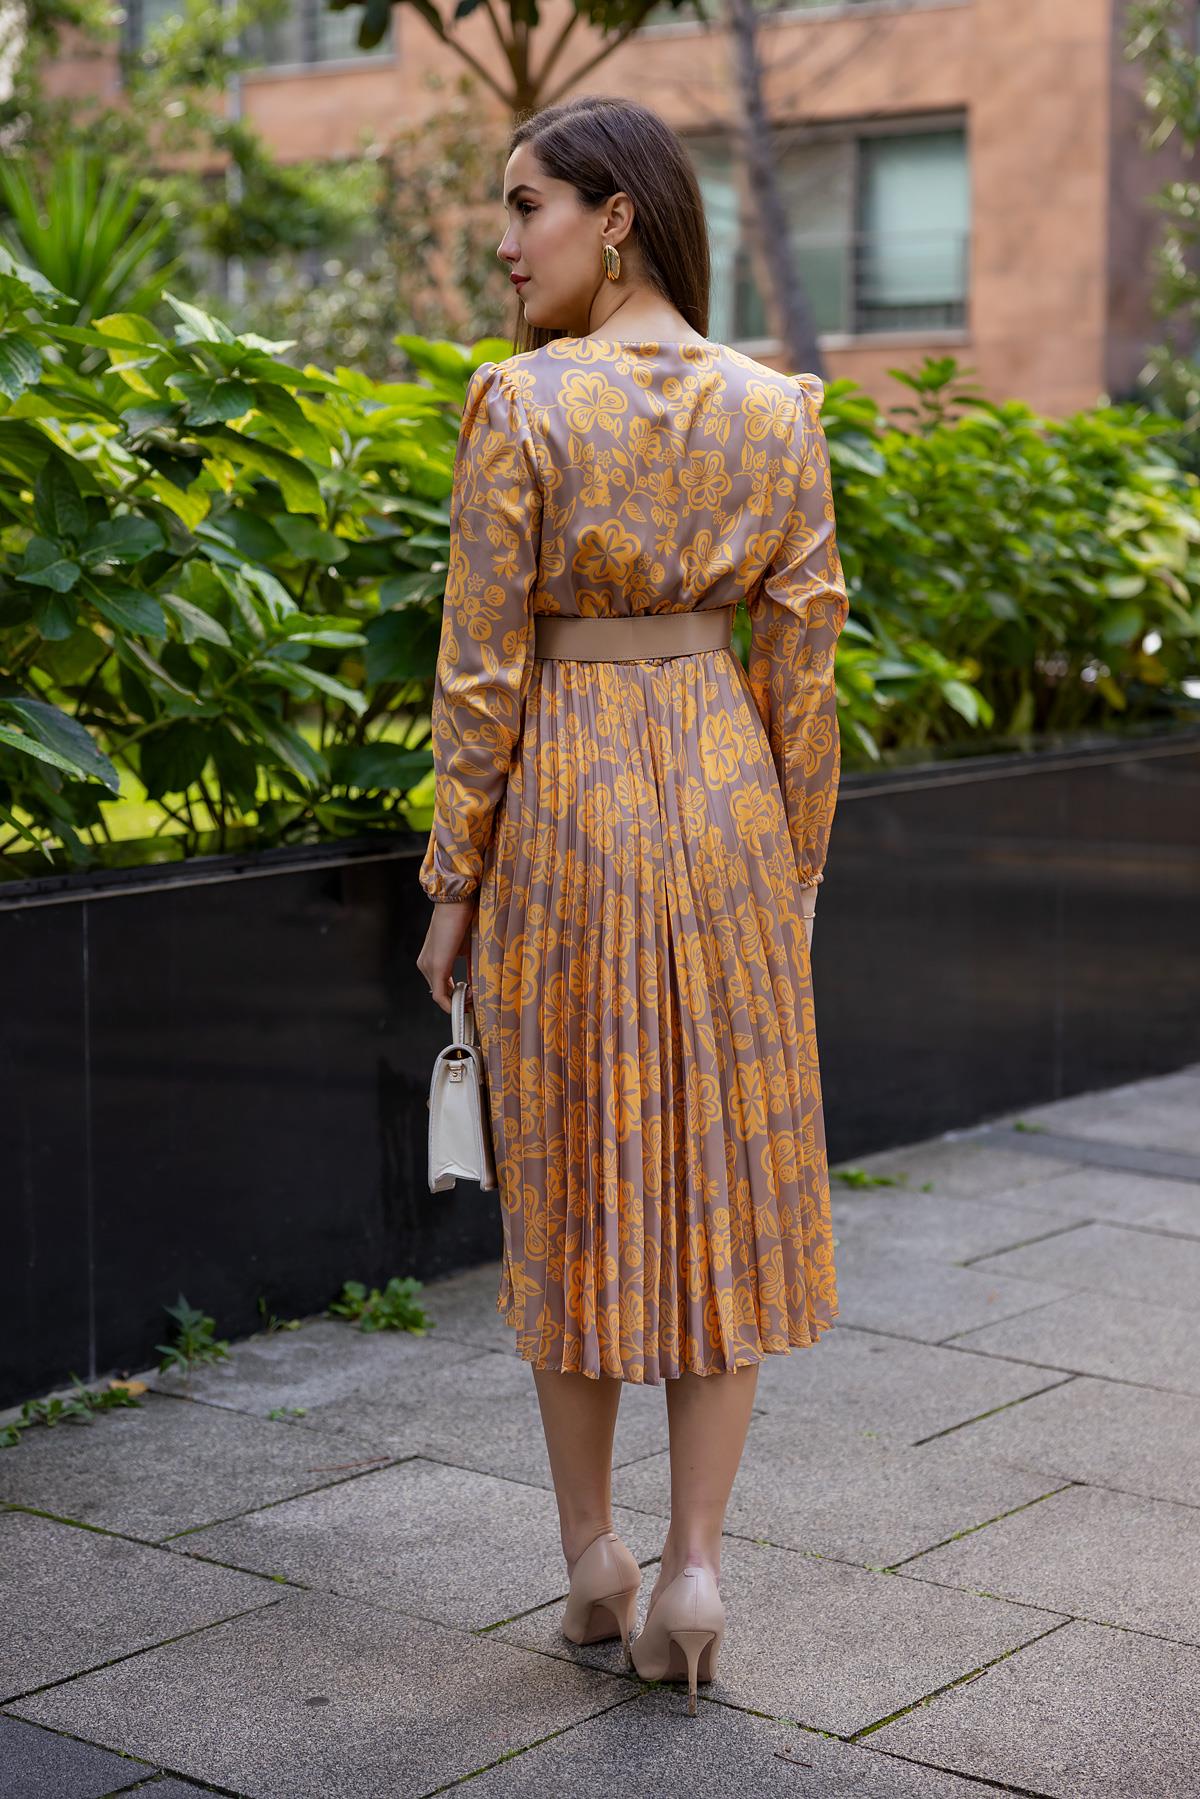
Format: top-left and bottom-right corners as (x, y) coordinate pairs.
(630, 1564), (724, 1715)
(560, 1529), (642, 1669)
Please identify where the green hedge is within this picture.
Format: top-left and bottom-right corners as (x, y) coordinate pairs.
(0, 260), (1197, 875)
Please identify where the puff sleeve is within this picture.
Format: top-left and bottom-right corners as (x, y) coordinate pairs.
(745, 372), (850, 891)
(419, 360), (542, 904)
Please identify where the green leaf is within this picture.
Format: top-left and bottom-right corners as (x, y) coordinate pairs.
(329, 740), (431, 790)
(163, 292), (236, 344)
(241, 565), (296, 621)
(33, 457), (87, 541)
(202, 427), (322, 515)
(38, 623), (109, 683)
(92, 312), (169, 347)
(364, 608), (439, 684)
(0, 694), (121, 792)
(196, 510), (286, 566)
(250, 384), (329, 460)
(281, 627), (368, 647)
(270, 512), (349, 564)
(31, 590), (77, 639)
(16, 536), (81, 592)
(232, 702), (327, 784)
(80, 515), (166, 566)
(277, 662), (367, 716)
(209, 726), (260, 808)
(88, 582), (168, 637)
(0, 801), (53, 855)
(112, 631), (200, 699)
(0, 331), (42, 402)
(1100, 603), (1143, 645)
(0, 244), (70, 305)
(139, 722), (211, 799)
(942, 679), (984, 724)
(121, 402), (182, 437)
(158, 592), (231, 647)
(1103, 573), (1147, 600)
(168, 371), (255, 427)
(0, 722), (98, 782)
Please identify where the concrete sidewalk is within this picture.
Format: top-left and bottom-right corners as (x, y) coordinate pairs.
(3, 1065), (1199, 1798)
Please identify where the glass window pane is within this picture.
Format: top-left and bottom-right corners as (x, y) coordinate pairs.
(779, 136), (854, 334)
(241, 0), (391, 68)
(858, 129), (969, 325)
(313, 0), (390, 61)
(690, 140), (743, 342)
(242, 0), (307, 68)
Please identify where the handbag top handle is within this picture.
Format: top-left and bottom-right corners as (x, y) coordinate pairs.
(450, 978), (476, 1050)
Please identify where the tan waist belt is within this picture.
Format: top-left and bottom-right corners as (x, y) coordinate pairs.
(534, 607), (735, 662)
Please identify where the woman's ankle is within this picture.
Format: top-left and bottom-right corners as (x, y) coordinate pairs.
(657, 1534), (721, 1585)
(562, 1519), (616, 1571)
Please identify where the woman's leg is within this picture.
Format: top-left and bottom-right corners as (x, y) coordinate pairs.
(650, 1361), (759, 1608)
(531, 1367), (624, 1571)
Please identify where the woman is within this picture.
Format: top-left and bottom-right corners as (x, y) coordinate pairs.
(416, 93), (849, 1715)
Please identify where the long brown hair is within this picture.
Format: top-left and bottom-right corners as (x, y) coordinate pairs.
(506, 96), (711, 354)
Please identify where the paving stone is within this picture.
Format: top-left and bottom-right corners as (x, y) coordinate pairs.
(0, 1511), (272, 1701)
(0, 1393), (397, 1541)
(145, 1315), (485, 1416)
(751, 1324), (1065, 1448)
(942, 1375), (1200, 1508)
(970, 1218), (1200, 1311)
(495, 1535), (1065, 1737)
(1015, 1082), (1200, 1155)
(834, 1140), (1080, 1202)
(178, 1455), (665, 1631)
(971, 1165), (1200, 1233)
(868, 1618), (1199, 1795)
(7, 1588), (630, 1799)
(830, 1240), (1066, 1342)
(282, 1341), (670, 1486)
(906, 1482), (1200, 1644)
(467, 1685), (1010, 1795)
(418, 1259), (514, 1355)
(830, 1186), (1069, 1261)
(614, 1422), (1064, 1570)
(0, 1713), (158, 1799)
(948, 1287), (1200, 1395)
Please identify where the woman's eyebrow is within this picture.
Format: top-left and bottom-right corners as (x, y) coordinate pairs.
(504, 184), (541, 206)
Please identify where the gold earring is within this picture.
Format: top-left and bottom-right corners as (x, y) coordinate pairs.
(602, 243), (621, 282)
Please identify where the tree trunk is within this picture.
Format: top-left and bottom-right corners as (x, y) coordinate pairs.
(724, 0), (824, 376)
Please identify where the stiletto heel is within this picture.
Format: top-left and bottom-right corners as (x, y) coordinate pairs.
(560, 1530), (642, 1668)
(629, 1564), (724, 1715)
(669, 1627), (718, 1715)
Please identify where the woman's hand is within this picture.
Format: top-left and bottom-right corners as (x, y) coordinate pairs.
(418, 899), (475, 1013)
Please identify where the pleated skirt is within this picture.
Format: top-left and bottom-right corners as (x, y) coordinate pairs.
(469, 639), (839, 1384)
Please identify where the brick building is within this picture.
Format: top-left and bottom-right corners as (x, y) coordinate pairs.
(48, 0), (1191, 413)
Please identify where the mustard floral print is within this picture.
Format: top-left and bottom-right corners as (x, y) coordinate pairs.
(420, 337), (850, 1384)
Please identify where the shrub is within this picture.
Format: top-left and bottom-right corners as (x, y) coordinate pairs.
(0, 263), (1196, 875)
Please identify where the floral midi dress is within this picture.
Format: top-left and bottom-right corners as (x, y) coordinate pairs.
(419, 335), (850, 1384)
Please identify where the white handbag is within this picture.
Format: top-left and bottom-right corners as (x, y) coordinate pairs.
(427, 978), (498, 1192)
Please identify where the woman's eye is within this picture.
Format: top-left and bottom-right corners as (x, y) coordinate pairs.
(518, 202), (535, 217)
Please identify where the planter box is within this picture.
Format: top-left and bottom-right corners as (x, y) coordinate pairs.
(3, 724), (1198, 1409)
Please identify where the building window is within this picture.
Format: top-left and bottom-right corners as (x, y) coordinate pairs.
(691, 122), (969, 342)
(855, 129), (969, 331)
(240, 0), (392, 69)
(122, 0), (392, 68)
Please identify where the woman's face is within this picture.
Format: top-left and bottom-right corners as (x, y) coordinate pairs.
(497, 143), (628, 336)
